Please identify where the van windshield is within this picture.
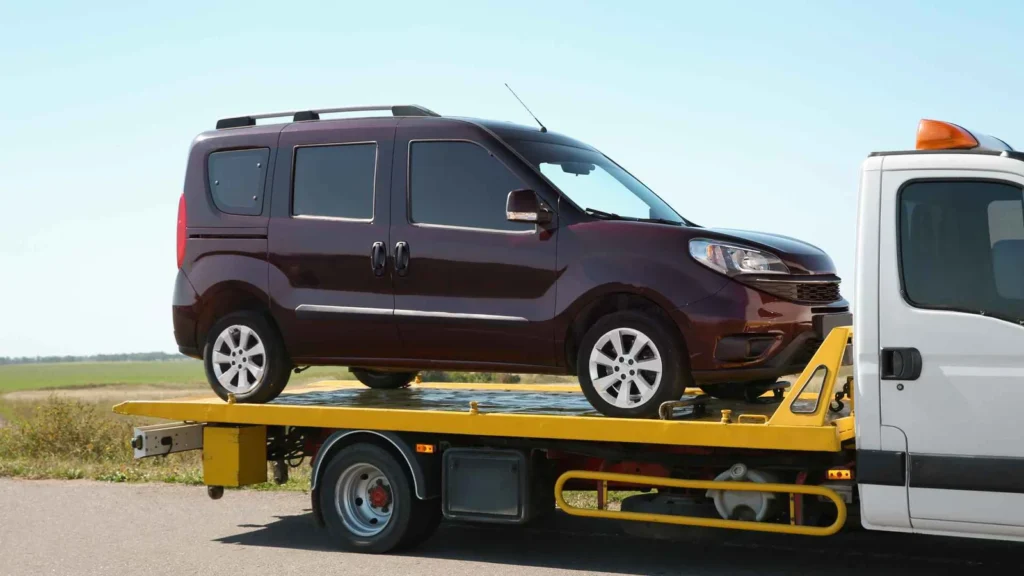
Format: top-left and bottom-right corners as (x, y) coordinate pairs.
(510, 140), (685, 224)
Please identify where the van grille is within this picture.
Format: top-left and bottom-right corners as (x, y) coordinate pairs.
(746, 279), (842, 304)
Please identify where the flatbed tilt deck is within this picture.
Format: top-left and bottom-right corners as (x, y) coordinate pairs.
(118, 326), (857, 552)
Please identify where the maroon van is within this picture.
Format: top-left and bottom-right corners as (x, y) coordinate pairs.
(172, 104), (850, 418)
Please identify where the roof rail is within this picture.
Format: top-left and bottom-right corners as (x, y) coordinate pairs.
(215, 105), (440, 129)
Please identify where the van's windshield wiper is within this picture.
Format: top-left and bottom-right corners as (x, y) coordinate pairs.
(584, 207), (683, 226)
(584, 207), (627, 220)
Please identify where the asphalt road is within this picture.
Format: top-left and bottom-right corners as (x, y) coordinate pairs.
(1, 479), (1022, 576)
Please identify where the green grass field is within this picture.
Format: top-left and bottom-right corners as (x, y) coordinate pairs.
(0, 361), (354, 393)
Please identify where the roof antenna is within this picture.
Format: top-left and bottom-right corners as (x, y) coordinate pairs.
(505, 83), (547, 133)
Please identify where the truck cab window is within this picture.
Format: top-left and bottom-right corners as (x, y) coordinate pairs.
(900, 180), (1024, 323)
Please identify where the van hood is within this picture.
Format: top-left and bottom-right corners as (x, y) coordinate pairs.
(701, 228), (837, 276)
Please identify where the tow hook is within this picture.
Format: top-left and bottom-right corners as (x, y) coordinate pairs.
(207, 486), (225, 500)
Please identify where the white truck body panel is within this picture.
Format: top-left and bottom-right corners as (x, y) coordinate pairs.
(858, 150), (1024, 540)
(853, 159), (883, 451)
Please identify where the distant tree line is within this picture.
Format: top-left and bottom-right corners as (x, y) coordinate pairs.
(0, 352), (189, 365)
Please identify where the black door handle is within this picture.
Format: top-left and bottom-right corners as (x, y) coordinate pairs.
(370, 242), (386, 276)
(881, 347), (922, 380)
(394, 241), (409, 276)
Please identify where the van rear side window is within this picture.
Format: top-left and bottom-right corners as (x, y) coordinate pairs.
(292, 143), (376, 220)
(208, 148), (270, 216)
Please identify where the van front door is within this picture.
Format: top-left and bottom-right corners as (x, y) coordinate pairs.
(878, 168), (1024, 537)
(388, 121), (559, 369)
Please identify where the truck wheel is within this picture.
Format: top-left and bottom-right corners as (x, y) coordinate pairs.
(351, 369), (417, 390)
(203, 312), (291, 403)
(578, 311), (687, 418)
(320, 443), (427, 553)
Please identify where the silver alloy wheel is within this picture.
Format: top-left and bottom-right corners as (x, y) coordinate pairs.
(211, 325), (267, 394)
(588, 327), (663, 409)
(335, 463), (394, 537)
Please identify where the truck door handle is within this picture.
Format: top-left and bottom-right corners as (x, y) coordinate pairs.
(370, 242), (386, 276)
(394, 241), (409, 276)
(881, 348), (922, 380)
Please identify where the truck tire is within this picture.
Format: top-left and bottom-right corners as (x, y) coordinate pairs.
(319, 443), (433, 553)
(578, 311), (688, 418)
(352, 369), (417, 390)
(203, 312), (291, 404)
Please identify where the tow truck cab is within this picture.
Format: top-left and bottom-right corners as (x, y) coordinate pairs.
(856, 120), (1024, 539)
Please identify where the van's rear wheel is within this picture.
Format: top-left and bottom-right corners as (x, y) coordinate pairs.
(203, 312), (291, 403)
(352, 369), (417, 390)
(320, 443), (437, 553)
(578, 311), (688, 418)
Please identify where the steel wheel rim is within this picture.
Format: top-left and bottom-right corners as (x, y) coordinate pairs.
(588, 327), (663, 409)
(211, 325), (267, 394)
(335, 463), (394, 537)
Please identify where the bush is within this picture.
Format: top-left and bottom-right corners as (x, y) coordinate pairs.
(0, 397), (130, 461)
(419, 371), (520, 384)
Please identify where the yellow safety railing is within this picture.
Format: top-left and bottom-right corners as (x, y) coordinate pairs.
(555, 470), (847, 537)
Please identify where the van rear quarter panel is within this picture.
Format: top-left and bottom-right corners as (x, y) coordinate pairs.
(179, 126), (283, 348)
(183, 125), (284, 229)
(181, 238), (271, 347)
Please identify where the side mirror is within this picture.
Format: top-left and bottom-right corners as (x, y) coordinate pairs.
(506, 189), (552, 224)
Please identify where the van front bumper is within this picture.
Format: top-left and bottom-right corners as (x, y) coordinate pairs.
(673, 280), (850, 385)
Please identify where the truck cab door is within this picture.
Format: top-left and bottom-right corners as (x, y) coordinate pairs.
(878, 164), (1024, 538)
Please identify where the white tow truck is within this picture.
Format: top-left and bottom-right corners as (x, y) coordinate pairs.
(119, 119), (1024, 551)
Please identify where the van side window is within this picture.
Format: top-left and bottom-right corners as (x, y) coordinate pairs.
(409, 141), (533, 232)
(293, 143), (377, 220)
(208, 148), (270, 216)
(900, 180), (1024, 323)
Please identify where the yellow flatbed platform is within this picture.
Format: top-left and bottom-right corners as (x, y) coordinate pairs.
(116, 325), (855, 453)
(117, 328), (857, 546)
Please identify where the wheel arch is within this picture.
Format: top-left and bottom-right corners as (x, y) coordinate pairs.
(309, 430), (438, 526)
(563, 288), (689, 375)
(195, 280), (280, 354)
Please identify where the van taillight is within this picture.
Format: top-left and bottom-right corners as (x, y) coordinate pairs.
(176, 193), (187, 269)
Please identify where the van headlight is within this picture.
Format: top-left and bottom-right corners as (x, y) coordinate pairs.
(689, 239), (789, 276)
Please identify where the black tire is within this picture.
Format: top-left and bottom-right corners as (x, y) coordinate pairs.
(203, 312), (291, 404)
(699, 379), (777, 402)
(351, 369), (417, 390)
(319, 443), (421, 553)
(577, 311), (688, 418)
(402, 497), (442, 549)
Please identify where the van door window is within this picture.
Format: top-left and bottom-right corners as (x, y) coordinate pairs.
(899, 180), (1024, 323)
(408, 141), (533, 232)
(207, 148), (270, 216)
(292, 143), (377, 220)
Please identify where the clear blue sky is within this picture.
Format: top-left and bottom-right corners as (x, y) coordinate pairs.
(2, 0), (1022, 357)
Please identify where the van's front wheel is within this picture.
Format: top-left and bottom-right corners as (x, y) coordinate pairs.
(578, 311), (688, 418)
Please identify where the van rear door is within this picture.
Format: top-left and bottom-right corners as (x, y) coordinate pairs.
(267, 119), (402, 362)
